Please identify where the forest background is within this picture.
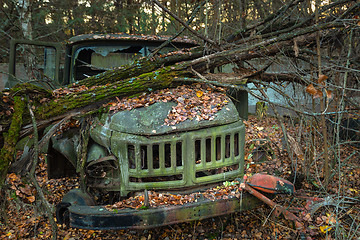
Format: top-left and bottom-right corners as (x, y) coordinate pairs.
(0, 0), (359, 239)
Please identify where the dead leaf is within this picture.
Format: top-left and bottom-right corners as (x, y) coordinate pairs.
(287, 133), (304, 159)
(40, 98), (48, 103)
(26, 196), (35, 203)
(306, 84), (323, 98)
(306, 84), (317, 95)
(303, 213), (312, 222)
(320, 225), (332, 233)
(314, 89), (323, 98)
(196, 90), (203, 98)
(318, 74), (328, 85)
(325, 89), (332, 99)
(354, 15), (360, 26)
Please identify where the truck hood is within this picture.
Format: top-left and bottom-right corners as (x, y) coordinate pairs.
(98, 101), (240, 136)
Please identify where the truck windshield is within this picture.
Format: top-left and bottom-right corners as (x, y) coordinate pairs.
(72, 45), (175, 82)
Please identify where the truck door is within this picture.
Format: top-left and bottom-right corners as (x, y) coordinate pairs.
(7, 39), (61, 89)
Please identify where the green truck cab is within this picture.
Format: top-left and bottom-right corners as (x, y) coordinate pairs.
(9, 34), (256, 229)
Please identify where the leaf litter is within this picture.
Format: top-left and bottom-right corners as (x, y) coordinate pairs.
(2, 114), (360, 239)
(103, 83), (229, 125)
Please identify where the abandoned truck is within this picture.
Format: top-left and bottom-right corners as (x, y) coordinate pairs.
(9, 34), (260, 230)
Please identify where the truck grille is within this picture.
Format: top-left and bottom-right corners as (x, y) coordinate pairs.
(194, 133), (240, 180)
(127, 141), (184, 182)
(111, 121), (245, 194)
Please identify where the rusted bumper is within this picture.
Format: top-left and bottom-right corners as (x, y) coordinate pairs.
(68, 193), (261, 230)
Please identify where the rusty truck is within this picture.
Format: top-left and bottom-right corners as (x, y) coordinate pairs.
(8, 34), (263, 230)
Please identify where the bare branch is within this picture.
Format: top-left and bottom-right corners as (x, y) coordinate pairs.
(148, 1), (206, 58)
(152, 0), (220, 49)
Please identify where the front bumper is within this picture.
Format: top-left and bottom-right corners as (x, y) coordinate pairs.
(68, 192), (260, 230)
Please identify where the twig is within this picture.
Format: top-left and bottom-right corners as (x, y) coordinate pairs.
(190, 67), (207, 81)
(18, 103), (101, 138)
(262, 204), (279, 226)
(227, 0), (355, 47)
(27, 99), (58, 240)
(251, 81), (297, 175)
(148, 1), (206, 58)
(152, 0), (220, 49)
(77, 118), (91, 190)
(187, 21), (345, 72)
(226, 0), (302, 42)
(250, 206), (297, 233)
(335, 28), (353, 239)
(315, 0), (330, 188)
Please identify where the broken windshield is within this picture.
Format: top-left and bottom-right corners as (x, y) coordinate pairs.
(72, 45), (144, 82)
(71, 44), (179, 82)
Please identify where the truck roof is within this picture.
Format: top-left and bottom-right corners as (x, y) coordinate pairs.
(67, 33), (198, 46)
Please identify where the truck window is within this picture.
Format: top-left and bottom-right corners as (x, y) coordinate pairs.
(8, 45), (58, 88)
(72, 45), (145, 82)
(71, 44), (179, 82)
(7, 39), (61, 89)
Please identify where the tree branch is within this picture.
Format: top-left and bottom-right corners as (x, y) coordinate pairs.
(152, 0), (220, 49)
(148, 1), (206, 58)
(27, 99), (58, 240)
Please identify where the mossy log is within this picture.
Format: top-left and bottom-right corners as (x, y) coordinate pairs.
(36, 67), (193, 120)
(0, 96), (25, 187)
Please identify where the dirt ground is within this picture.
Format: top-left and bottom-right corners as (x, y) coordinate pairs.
(1, 116), (359, 239)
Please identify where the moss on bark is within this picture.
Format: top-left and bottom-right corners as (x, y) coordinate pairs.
(35, 67), (192, 120)
(0, 96), (25, 186)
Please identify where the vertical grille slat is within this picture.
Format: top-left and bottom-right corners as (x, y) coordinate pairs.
(147, 145), (153, 170)
(135, 145), (141, 171)
(201, 138), (206, 167)
(230, 134), (235, 159)
(140, 145), (148, 169)
(159, 143), (165, 169)
(171, 142), (176, 170)
(211, 137), (216, 163)
(221, 135), (225, 161)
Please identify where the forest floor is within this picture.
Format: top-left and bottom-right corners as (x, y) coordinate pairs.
(1, 115), (359, 239)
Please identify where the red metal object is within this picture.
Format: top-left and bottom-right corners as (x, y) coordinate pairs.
(247, 173), (295, 194)
(243, 183), (305, 231)
(241, 174), (324, 238)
